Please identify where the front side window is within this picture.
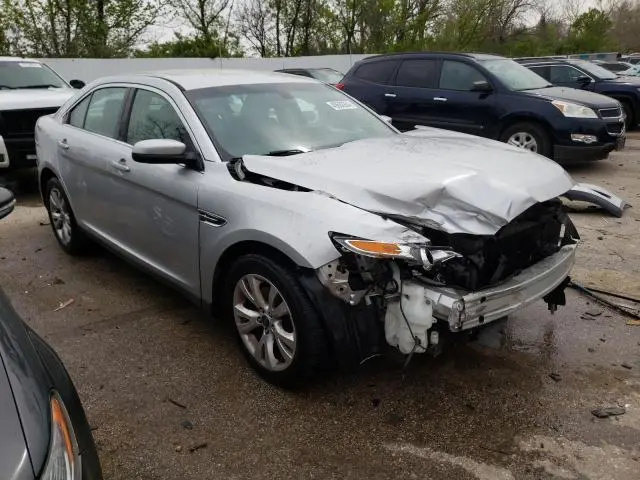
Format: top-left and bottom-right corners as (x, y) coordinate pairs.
(549, 66), (585, 84)
(0, 61), (67, 90)
(395, 59), (438, 88)
(83, 88), (127, 139)
(439, 61), (487, 91)
(187, 82), (396, 159)
(126, 90), (189, 145)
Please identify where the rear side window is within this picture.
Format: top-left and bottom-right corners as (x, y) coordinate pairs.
(68, 96), (90, 128)
(439, 61), (487, 91)
(395, 59), (438, 88)
(354, 61), (399, 84)
(83, 87), (127, 139)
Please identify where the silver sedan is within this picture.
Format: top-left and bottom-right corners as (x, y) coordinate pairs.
(36, 69), (579, 386)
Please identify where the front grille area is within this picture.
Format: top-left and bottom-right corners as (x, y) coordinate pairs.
(422, 201), (577, 291)
(0, 107), (58, 137)
(599, 107), (622, 118)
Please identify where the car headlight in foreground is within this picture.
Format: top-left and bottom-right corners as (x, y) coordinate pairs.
(552, 100), (598, 118)
(41, 392), (80, 480)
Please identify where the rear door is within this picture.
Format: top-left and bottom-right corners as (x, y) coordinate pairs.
(57, 86), (129, 236)
(342, 60), (400, 114)
(104, 87), (201, 296)
(429, 60), (498, 136)
(383, 58), (440, 131)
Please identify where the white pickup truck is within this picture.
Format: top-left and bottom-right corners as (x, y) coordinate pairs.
(0, 57), (84, 170)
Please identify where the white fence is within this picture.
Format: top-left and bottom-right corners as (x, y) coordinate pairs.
(39, 55), (372, 82)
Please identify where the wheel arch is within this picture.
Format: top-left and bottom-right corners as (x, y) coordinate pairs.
(496, 113), (556, 142)
(39, 167), (58, 204)
(209, 239), (316, 312)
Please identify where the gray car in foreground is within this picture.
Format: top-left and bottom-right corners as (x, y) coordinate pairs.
(36, 69), (581, 385)
(0, 187), (102, 479)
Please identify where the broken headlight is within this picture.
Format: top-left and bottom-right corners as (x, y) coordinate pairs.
(330, 234), (461, 271)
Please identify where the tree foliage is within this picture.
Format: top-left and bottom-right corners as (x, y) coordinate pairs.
(1, 0), (640, 58)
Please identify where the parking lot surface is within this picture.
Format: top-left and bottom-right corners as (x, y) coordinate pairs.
(1, 135), (639, 480)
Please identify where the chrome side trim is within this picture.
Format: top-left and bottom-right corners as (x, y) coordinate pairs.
(198, 209), (227, 227)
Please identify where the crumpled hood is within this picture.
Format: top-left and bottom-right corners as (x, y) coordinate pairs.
(242, 131), (574, 235)
(0, 88), (75, 110)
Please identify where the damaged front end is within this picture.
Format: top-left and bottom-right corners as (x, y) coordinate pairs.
(314, 200), (579, 362)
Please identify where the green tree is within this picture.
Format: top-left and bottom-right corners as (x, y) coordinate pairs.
(136, 32), (242, 57)
(566, 8), (615, 53)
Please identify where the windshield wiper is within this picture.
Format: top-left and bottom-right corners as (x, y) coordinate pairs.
(266, 149), (308, 157)
(20, 84), (61, 89)
(0, 85), (15, 90)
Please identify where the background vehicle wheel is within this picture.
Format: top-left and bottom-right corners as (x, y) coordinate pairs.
(44, 177), (89, 255)
(225, 254), (328, 387)
(621, 101), (635, 131)
(500, 122), (552, 158)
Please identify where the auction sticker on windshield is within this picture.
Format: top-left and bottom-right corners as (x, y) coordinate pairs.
(326, 100), (357, 110)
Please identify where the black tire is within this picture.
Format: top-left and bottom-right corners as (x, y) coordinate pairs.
(44, 177), (90, 255)
(224, 254), (328, 387)
(499, 122), (552, 158)
(621, 101), (635, 131)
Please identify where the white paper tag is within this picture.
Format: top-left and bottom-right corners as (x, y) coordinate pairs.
(19, 62), (42, 68)
(326, 100), (357, 111)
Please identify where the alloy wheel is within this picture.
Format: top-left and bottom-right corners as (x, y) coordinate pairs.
(507, 132), (538, 152)
(233, 274), (296, 372)
(49, 188), (72, 246)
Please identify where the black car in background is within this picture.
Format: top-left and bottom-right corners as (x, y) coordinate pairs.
(0, 187), (102, 479)
(274, 67), (344, 85)
(339, 52), (626, 163)
(517, 58), (640, 130)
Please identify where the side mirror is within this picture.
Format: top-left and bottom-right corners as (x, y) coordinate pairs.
(379, 114), (392, 124)
(132, 139), (199, 168)
(576, 76), (592, 87)
(471, 80), (493, 92)
(69, 79), (85, 89)
(0, 187), (16, 220)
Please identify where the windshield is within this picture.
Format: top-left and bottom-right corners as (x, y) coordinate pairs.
(479, 59), (551, 91)
(571, 60), (617, 80)
(187, 82), (396, 160)
(310, 68), (344, 84)
(623, 65), (640, 76)
(0, 61), (67, 90)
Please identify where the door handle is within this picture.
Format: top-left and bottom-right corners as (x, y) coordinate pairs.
(110, 159), (130, 172)
(433, 97), (448, 102)
(384, 93), (397, 98)
(58, 139), (69, 150)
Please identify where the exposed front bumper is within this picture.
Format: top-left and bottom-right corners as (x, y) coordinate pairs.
(417, 244), (577, 332)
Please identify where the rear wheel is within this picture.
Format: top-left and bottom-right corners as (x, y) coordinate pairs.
(225, 254), (328, 387)
(44, 177), (89, 255)
(500, 122), (552, 158)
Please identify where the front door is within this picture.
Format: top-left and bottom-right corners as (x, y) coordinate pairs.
(548, 65), (594, 90)
(430, 60), (498, 137)
(104, 87), (201, 297)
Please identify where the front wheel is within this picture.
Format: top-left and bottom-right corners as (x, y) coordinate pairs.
(225, 254), (328, 387)
(500, 122), (552, 158)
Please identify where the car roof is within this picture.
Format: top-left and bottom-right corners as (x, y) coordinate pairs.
(96, 69), (317, 91)
(359, 52), (506, 63)
(0, 56), (42, 63)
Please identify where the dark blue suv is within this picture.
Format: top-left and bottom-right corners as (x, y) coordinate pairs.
(517, 58), (640, 130)
(339, 52), (626, 163)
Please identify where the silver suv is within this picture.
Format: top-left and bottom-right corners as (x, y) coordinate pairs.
(36, 70), (579, 385)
